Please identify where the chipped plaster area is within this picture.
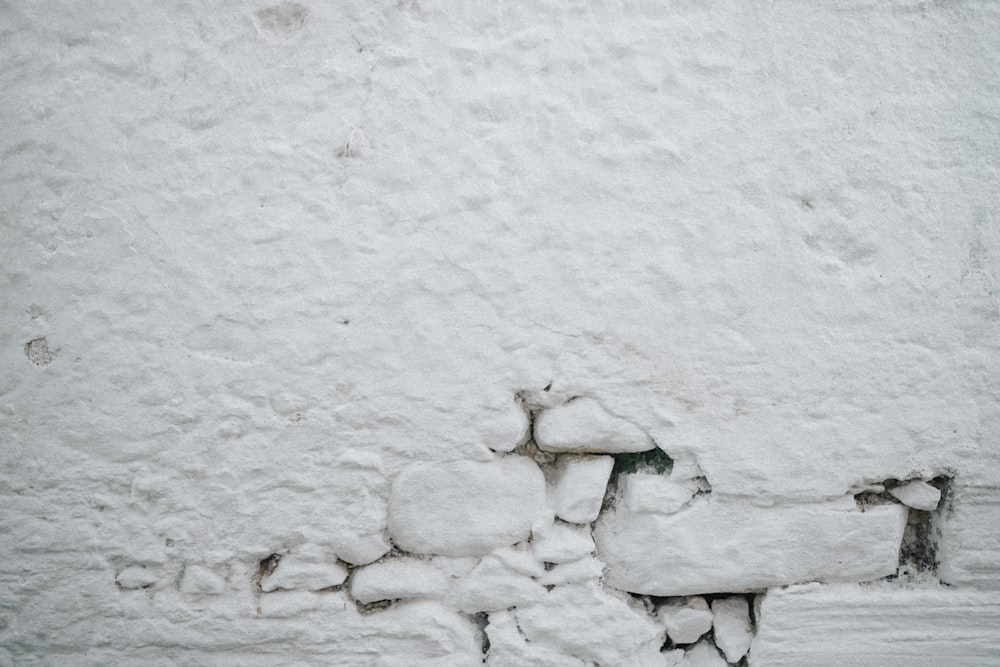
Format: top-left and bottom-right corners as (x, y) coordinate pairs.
(2, 0), (1000, 665)
(0, 395), (980, 666)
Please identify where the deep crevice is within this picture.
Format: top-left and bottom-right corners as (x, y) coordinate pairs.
(895, 475), (954, 580)
(354, 598), (394, 614)
(474, 611), (490, 659)
(252, 554), (282, 616)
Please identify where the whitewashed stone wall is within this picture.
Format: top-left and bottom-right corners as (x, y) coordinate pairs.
(2, 1), (999, 665)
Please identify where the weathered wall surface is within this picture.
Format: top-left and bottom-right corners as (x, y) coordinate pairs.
(2, 1), (999, 664)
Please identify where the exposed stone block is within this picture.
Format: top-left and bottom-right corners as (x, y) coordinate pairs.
(657, 596), (714, 644)
(710, 596), (752, 662)
(889, 480), (941, 511)
(549, 455), (615, 524)
(350, 558), (449, 604)
(261, 557), (348, 592)
(680, 640), (727, 667)
(595, 496), (907, 595)
(115, 566), (159, 590)
(535, 398), (654, 454)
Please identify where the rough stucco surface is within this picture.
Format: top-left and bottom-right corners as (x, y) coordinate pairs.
(2, 1), (999, 664)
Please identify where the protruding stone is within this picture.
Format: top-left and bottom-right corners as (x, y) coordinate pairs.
(657, 596), (714, 644)
(514, 582), (664, 665)
(889, 480), (941, 511)
(179, 565), (225, 596)
(595, 495), (908, 596)
(549, 455), (614, 524)
(115, 566), (158, 590)
(388, 457), (547, 556)
(711, 596), (752, 662)
(261, 557), (348, 592)
(535, 398), (654, 453)
(483, 400), (532, 453)
(350, 558), (448, 604)
(333, 533), (391, 566)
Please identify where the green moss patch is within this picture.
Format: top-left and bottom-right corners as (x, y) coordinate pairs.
(614, 448), (673, 475)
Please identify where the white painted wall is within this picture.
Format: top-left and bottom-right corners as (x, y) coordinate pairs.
(2, 1), (999, 664)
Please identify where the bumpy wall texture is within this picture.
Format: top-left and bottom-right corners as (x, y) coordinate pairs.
(2, 1), (1000, 665)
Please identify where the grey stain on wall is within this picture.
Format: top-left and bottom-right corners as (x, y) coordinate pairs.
(24, 337), (55, 366)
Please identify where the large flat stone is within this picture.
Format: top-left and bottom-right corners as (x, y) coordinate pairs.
(751, 583), (1000, 666)
(388, 457), (547, 557)
(594, 496), (907, 596)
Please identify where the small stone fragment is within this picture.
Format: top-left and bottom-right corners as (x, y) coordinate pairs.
(549, 455), (615, 524)
(681, 640), (728, 667)
(115, 566), (158, 590)
(711, 596), (752, 662)
(482, 400), (531, 453)
(334, 533), (391, 566)
(261, 557), (348, 592)
(620, 473), (698, 514)
(179, 565), (225, 596)
(389, 457), (547, 556)
(535, 398), (654, 453)
(350, 558), (449, 604)
(657, 596), (714, 644)
(889, 480), (941, 511)
(532, 522), (595, 563)
(662, 648), (686, 666)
